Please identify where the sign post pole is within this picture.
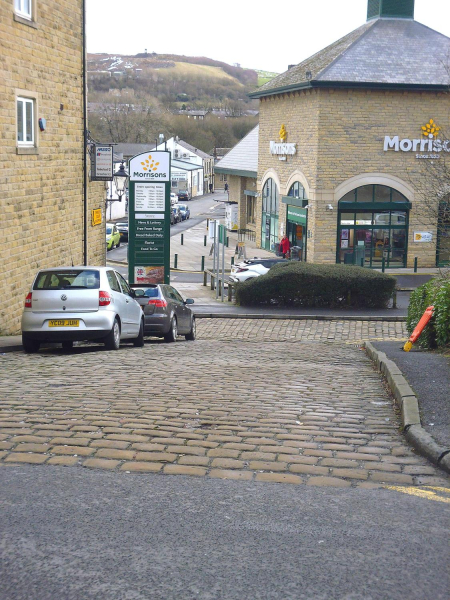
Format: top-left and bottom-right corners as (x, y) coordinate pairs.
(128, 151), (171, 285)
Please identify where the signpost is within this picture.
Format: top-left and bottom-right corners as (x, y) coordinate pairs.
(91, 145), (113, 181)
(128, 151), (171, 285)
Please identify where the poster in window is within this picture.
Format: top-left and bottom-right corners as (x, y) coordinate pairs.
(341, 239), (349, 249)
(341, 229), (349, 240)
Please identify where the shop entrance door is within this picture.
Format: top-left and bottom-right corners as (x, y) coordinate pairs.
(287, 222), (306, 261)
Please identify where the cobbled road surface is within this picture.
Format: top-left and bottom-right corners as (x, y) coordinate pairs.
(1, 319), (448, 488)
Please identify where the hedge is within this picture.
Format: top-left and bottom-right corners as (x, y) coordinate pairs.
(235, 262), (397, 308)
(406, 277), (450, 349)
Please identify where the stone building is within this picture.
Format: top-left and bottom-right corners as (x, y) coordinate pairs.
(241, 0), (450, 268)
(1, 0), (106, 334)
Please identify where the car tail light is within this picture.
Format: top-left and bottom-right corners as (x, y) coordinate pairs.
(236, 268), (248, 273)
(99, 291), (112, 306)
(24, 292), (32, 308)
(147, 299), (167, 308)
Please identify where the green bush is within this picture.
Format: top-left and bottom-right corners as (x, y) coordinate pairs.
(406, 277), (450, 349)
(235, 262), (397, 309)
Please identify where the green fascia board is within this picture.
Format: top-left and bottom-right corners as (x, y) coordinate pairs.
(214, 166), (257, 178)
(244, 189), (258, 197)
(249, 79), (447, 99)
(339, 201), (412, 210)
(282, 196), (308, 207)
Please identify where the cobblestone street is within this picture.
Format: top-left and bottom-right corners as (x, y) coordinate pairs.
(0, 319), (447, 487)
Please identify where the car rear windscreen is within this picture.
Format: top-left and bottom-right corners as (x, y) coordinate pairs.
(34, 270), (100, 290)
(144, 288), (159, 298)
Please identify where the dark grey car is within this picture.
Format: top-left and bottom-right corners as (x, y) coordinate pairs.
(132, 284), (196, 342)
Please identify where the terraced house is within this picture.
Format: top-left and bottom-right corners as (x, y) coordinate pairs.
(1, 0), (106, 335)
(219, 0), (450, 269)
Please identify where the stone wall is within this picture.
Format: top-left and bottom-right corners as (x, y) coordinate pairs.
(1, 1), (106, 335)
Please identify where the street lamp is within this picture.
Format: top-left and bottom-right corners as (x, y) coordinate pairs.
(113, 161), (129, 202)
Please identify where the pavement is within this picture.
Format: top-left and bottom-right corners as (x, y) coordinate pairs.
(0, 319), (448, 489)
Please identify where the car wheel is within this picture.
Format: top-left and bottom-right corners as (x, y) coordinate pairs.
(22, 335), (40, 354)
(164, 317), (177, 343)
(104, 317), (120, 350)
(133, 319), (145, 347)
(185, 317), (196, 341)
(116, 239), (121, 248)
(62, 340), (73, 350)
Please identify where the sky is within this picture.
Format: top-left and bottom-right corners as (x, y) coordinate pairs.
(86, 0), (450, 74)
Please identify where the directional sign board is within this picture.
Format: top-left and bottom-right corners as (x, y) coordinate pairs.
(128, 151), (171, 285)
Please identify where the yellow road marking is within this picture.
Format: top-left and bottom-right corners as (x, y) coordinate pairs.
(423, 486), (450, 493)
(384, 485), (450, 503)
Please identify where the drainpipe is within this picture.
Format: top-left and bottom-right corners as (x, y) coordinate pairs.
(82, 0), (88, 265)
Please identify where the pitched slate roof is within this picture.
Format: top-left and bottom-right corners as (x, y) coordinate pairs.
(214, 126), (258, 177)
(251, 18), (450, 98)
(176, 139), (211, 159)
(114, 143), (155, 159)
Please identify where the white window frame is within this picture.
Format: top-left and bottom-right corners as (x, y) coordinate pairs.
(15, 0), (32, 19)
(17, 96), (35, 147)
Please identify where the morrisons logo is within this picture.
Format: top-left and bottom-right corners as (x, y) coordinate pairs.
(133, 172), (167, 178)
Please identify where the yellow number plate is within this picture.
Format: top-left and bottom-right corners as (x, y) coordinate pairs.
(49, 320), (79, 327)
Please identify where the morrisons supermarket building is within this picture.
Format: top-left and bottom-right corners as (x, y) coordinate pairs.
(216, 0), (449, 268)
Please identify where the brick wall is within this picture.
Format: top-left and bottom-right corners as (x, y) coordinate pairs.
(0, 1), (105, 335)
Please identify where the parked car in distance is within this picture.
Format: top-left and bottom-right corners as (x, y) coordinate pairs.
(116, 222), (129, 242)
(21, 267), (144, 353)
(174, 203), (190, 220)
(106, 223), (121, 250)
(170, 192), (178, 205)
(172, 205), (182, 223)
(229, 258), (289, 283)
(177, 190), (190, 201)
(132, 283), (196, 342)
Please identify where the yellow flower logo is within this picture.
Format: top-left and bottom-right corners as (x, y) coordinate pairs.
(140, 154), (160, 172)
(421, 119), (440, 138)
(279, 124), (287, 142)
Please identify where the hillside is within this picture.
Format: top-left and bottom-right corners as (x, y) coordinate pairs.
(87, 52), (275, 152)
(87, 53), (264, 109)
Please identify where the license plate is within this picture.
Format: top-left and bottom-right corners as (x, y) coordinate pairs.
(49, 320), (79, 327)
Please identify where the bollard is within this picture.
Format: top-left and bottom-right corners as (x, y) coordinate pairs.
(174, 254), (178, 269)
(226, 237), (229, 248)
(201, 255), (205, 271)
(360, 258), (364, 267)
(204, 235), (207, 247)
(382, 257), (385, 272)
(414, 257), (418, 273)
(231, 256), (234, 266)
(181, 234), (184, 246)
(392, 288), (397, 309)
(206, 219), (209, 229)
(203, 270), (207, 286)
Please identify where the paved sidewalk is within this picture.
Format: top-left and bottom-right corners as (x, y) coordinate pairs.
(1, 319), (448, 488)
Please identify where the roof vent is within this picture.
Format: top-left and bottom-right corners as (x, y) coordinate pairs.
(367, 0), (415, 20)
(306, 71), (312, 80)
(288, 64), (296, 70)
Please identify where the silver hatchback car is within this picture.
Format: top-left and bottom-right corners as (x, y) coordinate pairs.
(21, 266), (144, 353)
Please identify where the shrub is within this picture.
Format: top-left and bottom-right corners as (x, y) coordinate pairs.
(235, 262), (397, 309)
(406, 277), (450, 349)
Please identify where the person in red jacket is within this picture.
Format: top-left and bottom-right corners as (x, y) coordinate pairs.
(280, 235), (291, 258)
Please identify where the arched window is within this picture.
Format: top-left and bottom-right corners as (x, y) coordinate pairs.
(337, 185), (411, 268)
(261, 178), (279, 252)
(288, 182), (306, 200)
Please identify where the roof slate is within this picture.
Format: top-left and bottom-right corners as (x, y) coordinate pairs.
(214, 126), (258, 176)
(253, 18), (450, 97)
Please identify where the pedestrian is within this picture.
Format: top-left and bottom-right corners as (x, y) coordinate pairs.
(209, 183), (213, 193)
(224, 182), (229, 192)
(280, 235), (291, 258)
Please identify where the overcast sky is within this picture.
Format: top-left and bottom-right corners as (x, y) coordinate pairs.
(87, 0), (450, 74)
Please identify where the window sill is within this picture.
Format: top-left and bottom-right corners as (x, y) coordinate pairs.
(17, 146), (39, 155)
(14, 14), (38, 29)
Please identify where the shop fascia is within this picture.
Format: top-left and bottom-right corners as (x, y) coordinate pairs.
(383, 134), (450, 158)
(270, 141), (296, 161)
